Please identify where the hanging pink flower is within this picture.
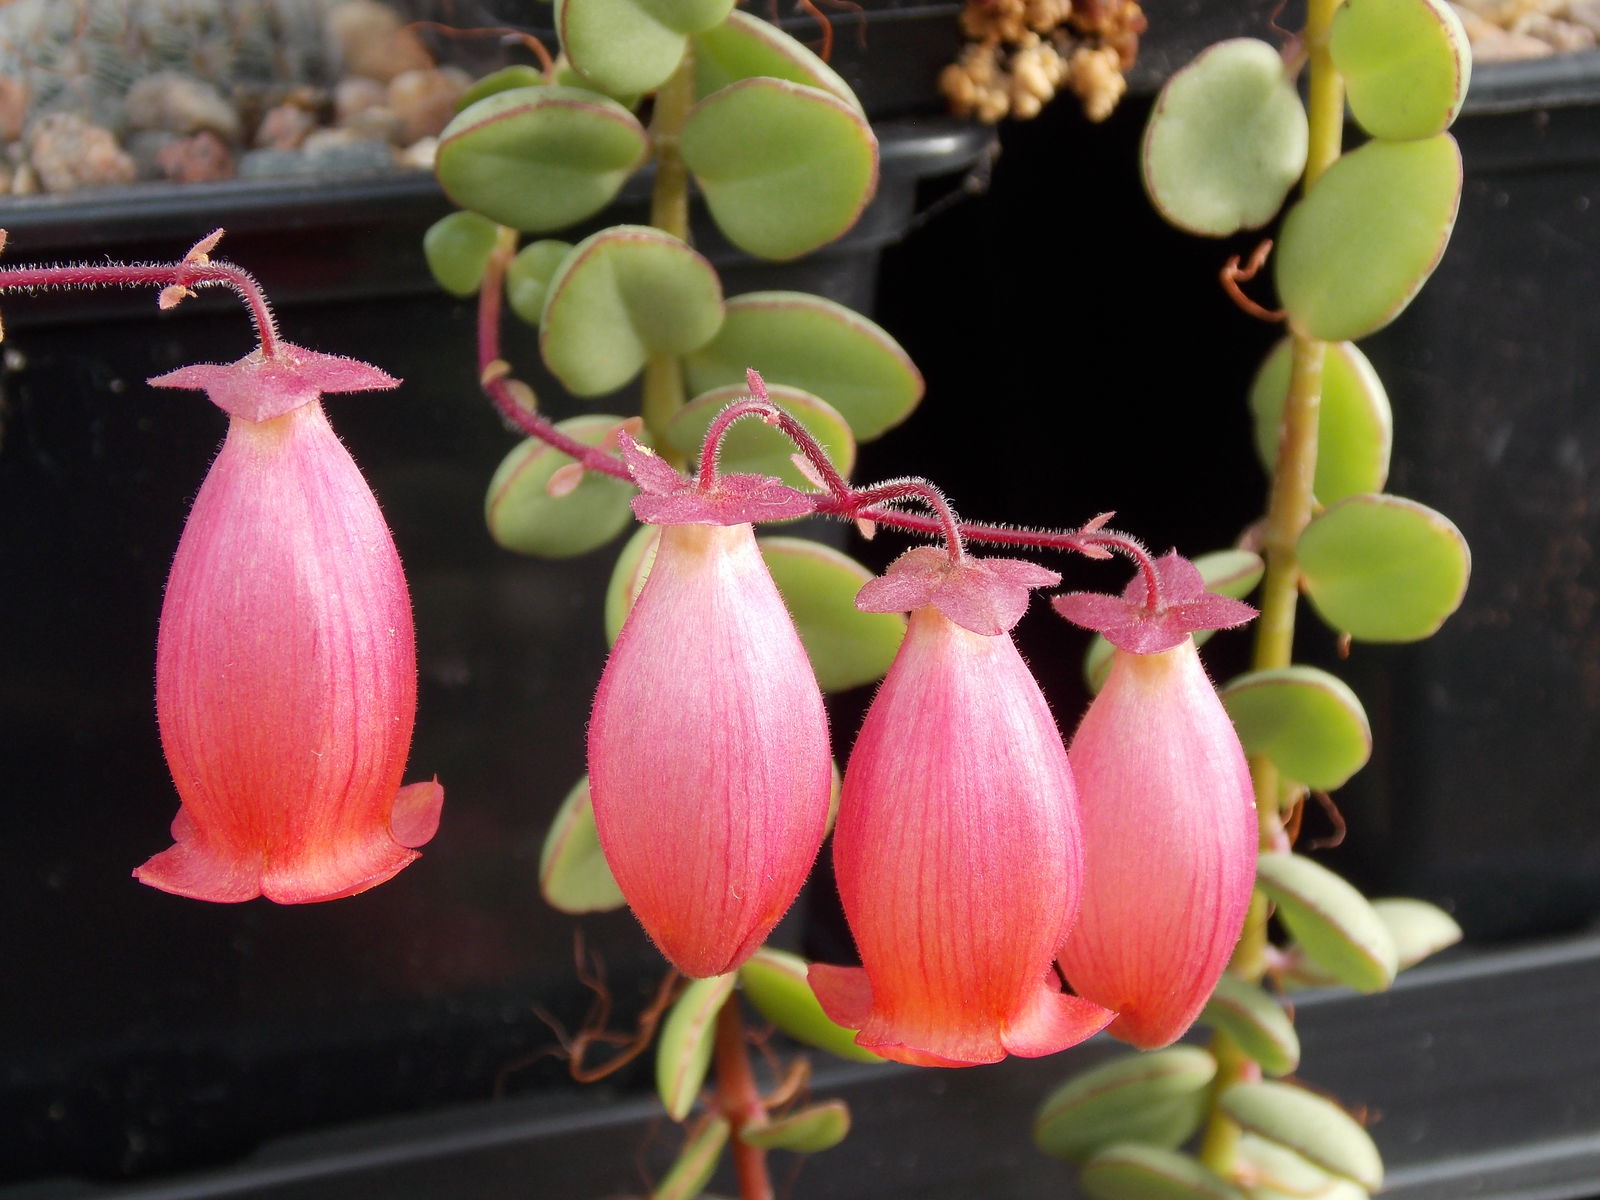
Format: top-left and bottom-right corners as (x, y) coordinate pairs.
(810, 548), (1113, 1066)
(133, 344), (443, 904)
(1053, 552), (1256, 1048)
(587, 436), (831, 978)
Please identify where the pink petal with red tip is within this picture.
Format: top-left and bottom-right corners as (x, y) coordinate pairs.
(1058, 637), (1256, 1048)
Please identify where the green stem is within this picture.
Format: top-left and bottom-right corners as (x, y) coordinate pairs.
(1200, 1), (1347, 1179)
(642, 54), (697, 463)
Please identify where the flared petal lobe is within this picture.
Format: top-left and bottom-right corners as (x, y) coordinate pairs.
(815, 606), (1112, 1067)
(588, 522), (832, 978)
(136, 401), (441, 903)
(1058, 638), (1256, 1048)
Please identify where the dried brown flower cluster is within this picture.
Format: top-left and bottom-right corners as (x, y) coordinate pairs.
(940, 0), (1146, 123)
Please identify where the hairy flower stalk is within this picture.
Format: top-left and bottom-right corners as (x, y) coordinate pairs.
(588, 436), (832, 978)
(1053, 554), (1256, 1047)
(134, 345), (444, 903)
(811, 549), (1113, 1066)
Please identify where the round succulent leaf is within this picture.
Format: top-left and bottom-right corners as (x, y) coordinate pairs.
(1142, 39), (1308, 237)
(653, 1113), (731, 1200)
(538, 776), (626, 913)
(1220, 1081), (1384, 1191)
(484, 415), (638, 558)
(657, 973), (738, 1120)
(1256, 851), (1398, 993)
(1033, 1046), (1216, 1163)
(423, 210), (503, 297)
(691, 10), (862, 111)
(1220, 666), (1371, 791)
(604, 523), (661, 644)
(436, 86), (647, 232)
(1199, 975), (1300, 1077)
(1248, 339), (1392, 503)
(667, 383), (856, 488)
(557, 0), (734, 97)
(759, 537), (906, 691)
(505, 239), (574, 328)
(684, 291), (923, 441)
(1085, 549), (1264, 692)
(1081, 1145), (1249, 1200)
(680, 78), (878, 261)
(1332, 0), (1471, 141)
(1237, 1134), (1364, 1200)
(1372, 897), (1462, 968)
(1275, 134), (1462, 341)
(738, 1100), (851, 1152)
(456, 65), (547, 112)
(540, 225), (725, 396)
(739, 948), (883, 1062)
(1297, 493), (1470, 642)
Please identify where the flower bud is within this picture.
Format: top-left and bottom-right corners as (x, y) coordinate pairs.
(812, 602), (1112, 1066)
(135, 346), (442, 903)
(1057, 637), (1256, 1048)
(588, 521), (832, 978)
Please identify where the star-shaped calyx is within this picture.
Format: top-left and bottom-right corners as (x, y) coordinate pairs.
(619, 432), (817, 525)
(1051, 550), (1256, 654)
(149, 342), (398, 422)
(856, 545), (1061, 637)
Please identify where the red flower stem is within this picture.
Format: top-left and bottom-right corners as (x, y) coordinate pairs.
(0, 252), (281, 356)
(846, 476), (968, 560)
(713, 997), (774, 1200)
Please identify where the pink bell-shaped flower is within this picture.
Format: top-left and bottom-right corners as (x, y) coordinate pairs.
(811, 549), (1113, 1066)
(1053, 554), (1256, 1048)
(134, 344), (443, 904)
(587, 439), (832, 978)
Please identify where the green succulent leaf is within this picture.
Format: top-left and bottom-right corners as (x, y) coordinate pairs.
(1220, 1081), (1384, 1191)
(604, 523), (659, 644)
(1081, 1144), (1248, 1200)
(1248, 339), (1392, 503)
(667, 383), (856, 488)
(505, 239), (574, 328)
(436, 86), (647, 232)
(1237, 1133), (1369, 1200)
(1256, 852), (1398, 993)
(738, 1100), (852, 1152)
(653, 1114), (731, 1200)
(1332, 0), (1472, 141)
(657, 973), (737, 1120)
(1033, 1047), (1216, 1163)
(738, 948), (882, 1062)
(1373, 897), (1463, 968)
(691, 10), (862, 110)
(1275, 134), (1462, 341)
(484, 414), (637, 558)
(685, 291), (922, 440)
(1220, 666), (1371, 791)
(538, 776), (626, 913)
(1142, 39), (1308, 237)
(1297, 493), (1470, 641)
(758, 537), (906, 691)
(1086, 550), (1264, 692)
(456, 65), (547, 112)
(681, 78), (877, 261)
(557, 0), (734, 97)
(422, 210), (502, 298)
(1199, 975), (1300, 1077)
(540, 225), (725, 396)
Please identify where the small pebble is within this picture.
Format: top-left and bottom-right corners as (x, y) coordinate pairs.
(0, 77), (27, 143)
(125, 71), (242, 142)
(27, 112), (136, 192)
(333, 76), (388, 124)
(157, 130), (235, 183)
(388, 66), (471, 144)
(255, 103), (317, 151)
(327, 0), (435, 83)
(125, 129), (181, 180)
(396, 136), (437, 170)
(1517, 13), (1597, 49)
